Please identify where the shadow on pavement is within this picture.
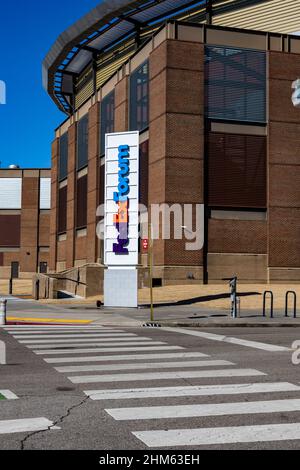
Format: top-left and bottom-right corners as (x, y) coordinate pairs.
(140, 291), (261, 309)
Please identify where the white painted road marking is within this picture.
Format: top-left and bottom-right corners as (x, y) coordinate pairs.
(55, 359), (234, 374)
(69, 368), (265, 384)
(0, 390), (18, 400)
(44, 352), (209, 364)
(107, 398), (300, 421)
(28, 341), (166, 349)
(3, 327), (116, 331)
(19, 336), (153, 344)
(34, 346), (184, 355)
(133, 423), (300, 447)
(6, 327), (122, 331)
(0, 418), (57, 435)
(162, 328), (291, 352)
(85, 382), (300, 401)
(13, 333), (136, 339)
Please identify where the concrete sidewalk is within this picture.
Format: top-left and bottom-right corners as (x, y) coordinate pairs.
(2, 295), (300, 327)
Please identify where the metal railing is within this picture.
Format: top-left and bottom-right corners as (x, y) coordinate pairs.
(263, 291), (274, 318)
(285, 291), (297, 318)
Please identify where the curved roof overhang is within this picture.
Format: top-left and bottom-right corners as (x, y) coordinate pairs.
(43, 0), (268, 114)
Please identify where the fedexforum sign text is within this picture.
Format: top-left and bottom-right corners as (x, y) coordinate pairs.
(113, 145), (130, 255)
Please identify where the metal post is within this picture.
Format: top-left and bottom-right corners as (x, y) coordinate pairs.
(148, 223), (154, 323)
(285, 291), (297, 318)
(236, 296), (241, 318)
(263, 291), (274, 318)
(0, 299), (7, 326)
(35, 280), (40, 301)
(229, 276), (237, 319)
(8, 278), (12, 295)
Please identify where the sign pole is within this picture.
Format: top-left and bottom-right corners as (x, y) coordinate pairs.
(148, 223), (154, 322)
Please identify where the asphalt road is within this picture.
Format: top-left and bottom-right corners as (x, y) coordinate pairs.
(0, 324), (300, 450)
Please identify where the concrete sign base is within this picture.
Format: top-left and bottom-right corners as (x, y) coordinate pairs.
(104, 268), (138, 308)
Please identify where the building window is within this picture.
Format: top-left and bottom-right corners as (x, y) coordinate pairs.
(58, 186), (67, 234)
(207, 132), (266, 209)
(76, 174), (87, 229)
(100, 92), (115, 156)
(130, 61), (149, 132)
(205, 46), (266, 123)
(59, 132), (68, 181)
(77, 115), (89, 170)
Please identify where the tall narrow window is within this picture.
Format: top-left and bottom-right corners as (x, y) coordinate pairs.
(77, 115), (89, 170)
(100, 92), (115, 156)
(130, 61), (149, 132)
(59, 132), (68, 181)
(76, 174), (88, 229)
(58, 186), (67, 234)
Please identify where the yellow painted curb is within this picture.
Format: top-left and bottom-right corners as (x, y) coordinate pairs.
(7, 317), (92, 324)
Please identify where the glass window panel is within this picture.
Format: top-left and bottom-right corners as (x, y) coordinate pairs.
(205, 45), (266, 123)
(77, 115), (89, 170)
(100, 92), (115, 156)
(59, 132), (68, 181)
(130, 61), (149, 132)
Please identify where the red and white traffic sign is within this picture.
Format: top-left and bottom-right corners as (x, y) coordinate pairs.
(142, 239), (149, 251)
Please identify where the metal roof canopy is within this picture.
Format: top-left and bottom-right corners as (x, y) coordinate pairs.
(43, 0), (269, 113)
(43, 0), (210, 112)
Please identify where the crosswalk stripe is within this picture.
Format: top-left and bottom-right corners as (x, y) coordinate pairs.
(68, 368), (266, 384)
(106, 398), (300, 421)
(19, 336), (153, 344)
(44, 352), (209, 364)
(55, 360), (234, 374)
(0, 390), (18, 400)
(34, 346), (184, 355)
(14, 333), (137, 339)
(28, 341), (166, 349)
(133, 423), (300, 447)
(0, 418), (57, 434)
(85, 382), (300, 401)
(162, 328), (291, 352)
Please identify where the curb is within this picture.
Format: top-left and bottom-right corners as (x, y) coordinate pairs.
(158, 321), (300, 328)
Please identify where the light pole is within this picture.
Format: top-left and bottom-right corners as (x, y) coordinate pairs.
(148, 223), (154, 322)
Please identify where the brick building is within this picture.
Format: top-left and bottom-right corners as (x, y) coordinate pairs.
(0, 168), (51, 279)
(42, 0), (300, 286)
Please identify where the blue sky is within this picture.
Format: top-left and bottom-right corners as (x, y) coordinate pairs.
(0, 0), (102, 169)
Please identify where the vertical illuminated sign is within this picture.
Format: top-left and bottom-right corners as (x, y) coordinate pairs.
(104, 131), (139, 308)
(104, 131), (139, 266)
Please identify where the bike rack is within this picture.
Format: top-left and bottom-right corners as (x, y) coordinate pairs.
(263, 291), (274, 318)
(285, 291), (297, 318)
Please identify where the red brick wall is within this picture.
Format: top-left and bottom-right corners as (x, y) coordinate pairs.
(66, 124), (76, 269)
(50, 139), (59, 271)
(87, 103), (100, 263)
(149, 39), (204, 267)
(268, 51), (300, 268)
(20, 176), (39, 273)
(208, 219), (267, 254)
